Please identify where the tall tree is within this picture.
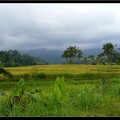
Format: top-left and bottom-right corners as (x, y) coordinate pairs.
(98, 42), (117, 65)
(62, 46), (75, 63)
(77, 49), (83, 64)
(0, 50), (47, 67)
(61, 46), (83, 64)
(61, 50), (69, 63)
(88, 55), (95, 64)
(67, 46), (75, 63)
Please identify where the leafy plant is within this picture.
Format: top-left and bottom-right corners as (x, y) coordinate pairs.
(73, 86), (100, 111)
(0, 78), (39, 116)
(0, 67), (13, 78)
(37, 72), (46, 79)
(96, 77), (115, 96)
(44, 76), (69, 111)
(22, 73), (32, 79)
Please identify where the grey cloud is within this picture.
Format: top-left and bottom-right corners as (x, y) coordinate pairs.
(0, 3), (120, 51)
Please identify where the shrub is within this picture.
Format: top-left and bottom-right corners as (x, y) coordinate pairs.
(23, 73), (32, 79)
(43, 76), (69, 111)
(30, 66), (39, 78)
(0, 79), (39, 116)
(13, 74), (23, 80)
(72, 86), (100, 111)
(37, 72), (46, 79)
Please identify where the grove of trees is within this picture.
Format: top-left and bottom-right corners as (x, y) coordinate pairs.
(97, 42), (117, 65)
(62, 42), (120, 65)
(0, 42), (120, 67)
(61, 46), (83, 64)
(0, 49), (47, 67)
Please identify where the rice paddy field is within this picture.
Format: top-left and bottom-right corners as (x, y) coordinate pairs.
(0, 64), (120, 116)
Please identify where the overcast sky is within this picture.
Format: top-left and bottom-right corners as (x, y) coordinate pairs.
(0, 3), (120, 51)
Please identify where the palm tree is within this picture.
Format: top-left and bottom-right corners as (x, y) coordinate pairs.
(83, 57), (89, 64)
(98, 42), (117, 65)
(66, 46), (75, 63)
(0, 67), (13, 78)
(61, 46), (83, 64)
(77, 50), (83, 64)
(61, 50), (70, 63)
(88, 55), (95, 64)
(61, 46), (74, 63)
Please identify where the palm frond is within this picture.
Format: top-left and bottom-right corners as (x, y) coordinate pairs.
(0, 67), (13, 78)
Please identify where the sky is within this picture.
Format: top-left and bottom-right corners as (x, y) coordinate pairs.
(0, 3), (120, 51)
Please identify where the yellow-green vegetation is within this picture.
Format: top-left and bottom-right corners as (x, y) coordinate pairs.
(1, 64), (120, 80)
(6, 64), (120, 74)
(0, 64), (120, 116)
(0, 77), (120, 116)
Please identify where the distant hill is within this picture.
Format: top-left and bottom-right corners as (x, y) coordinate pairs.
(20, 48), (63, 64)
(20, 48), (103, 64)
(83, 48), (103, 57)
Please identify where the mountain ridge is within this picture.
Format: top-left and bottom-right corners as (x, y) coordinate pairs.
(20, 48), (103, 64)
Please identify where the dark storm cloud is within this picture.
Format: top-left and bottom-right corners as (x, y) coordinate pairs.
(0, 3), (120, 51)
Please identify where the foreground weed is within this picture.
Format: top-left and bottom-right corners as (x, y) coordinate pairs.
(96, 77), (111, 96)
(73, 86), (101, 111)
(0, 75), (120, 116)
(0, 77), (70, 116)
(0, 78), (39, 116)
(45, 76), (69, 111)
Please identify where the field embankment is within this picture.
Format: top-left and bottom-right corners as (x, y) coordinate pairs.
(0, 64), (120, 81)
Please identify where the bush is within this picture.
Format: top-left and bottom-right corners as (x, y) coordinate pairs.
(90, 62), (97, 65)
(116, 58), (120, 65)
(13, 74), (23, 80)
(23, 73), (32, 79)
(37, 72), (46, 79)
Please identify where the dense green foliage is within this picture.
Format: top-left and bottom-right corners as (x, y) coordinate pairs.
(0, 42), (120, 116)
(0, 78), (39, 116)
(0, 67), (13, 78)
(0, 42), (120, 67)
(62, 42), (120, 65)
(98, 42), (117, 64)
(0, 77), (120, 116)
(0, 50), (47, 67)
(61, 46), (83, 64)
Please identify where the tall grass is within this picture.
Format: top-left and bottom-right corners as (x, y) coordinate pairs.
(0, 77), (120, 116)
(72, 87), (100, 111)
(0, 64), (119, 81)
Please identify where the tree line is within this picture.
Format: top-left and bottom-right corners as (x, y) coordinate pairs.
(61, 42), (120, 65)
(0, 42), (120, 67)
(0, 49), (48, 67)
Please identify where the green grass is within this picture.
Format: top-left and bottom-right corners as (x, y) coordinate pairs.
(0, 64), (119, 81)
(0, 77), (120, 116)
(0, 64), (120, 116)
